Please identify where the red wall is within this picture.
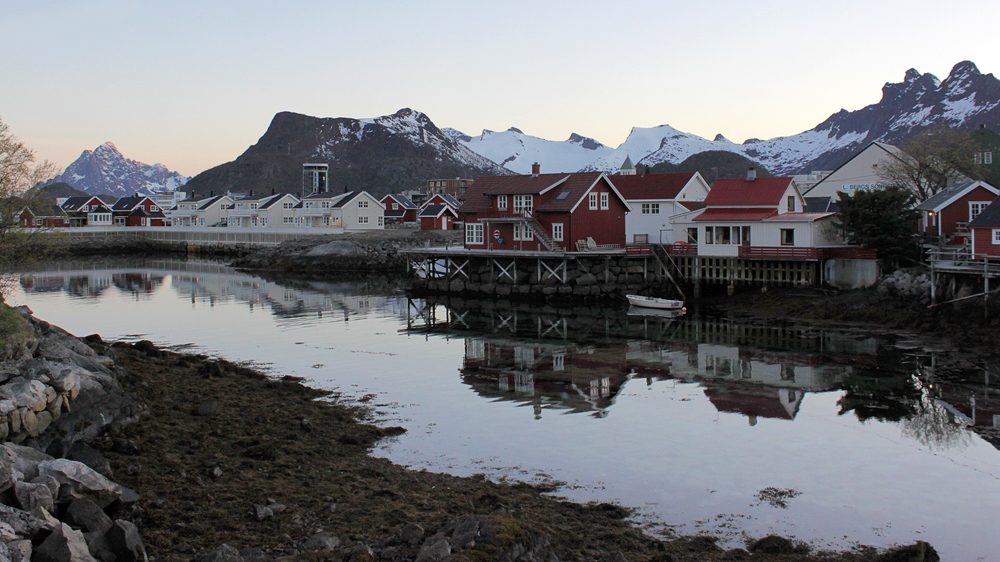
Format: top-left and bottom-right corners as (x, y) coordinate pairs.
(921, 186), (996, 236)
(972, 228), (1000, 258)
(567, 180), (627, 247)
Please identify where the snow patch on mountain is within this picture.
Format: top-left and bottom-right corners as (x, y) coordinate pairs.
(461, 127), (612, 174)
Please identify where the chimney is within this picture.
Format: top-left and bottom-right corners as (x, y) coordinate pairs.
(272, 188), (275, 195)
(746, 167), (757, 182)
(210, 190), (214, 197)
(249, 190), (254, 197)
(531, 162), (540, 177)
(344, 185), (349, 194)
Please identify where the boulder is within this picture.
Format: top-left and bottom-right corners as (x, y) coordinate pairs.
(0, 503), (57, 538)
(7, 540), (31, 562)
(201, 544), (242, 562)
(105, 520), (145, 562)
(414, 538), (450, 562)
(1, 443), (54, 481)
(0, 379), (47, 412)
(32, 522), (98, 562)
(63, 499), (113, 535)
(302, 532), (340, 552)
(66, 443), (114, 479)
(37, 459), (136, 508)
(400, 523), (424, 545)
(13, 480), (54, 513)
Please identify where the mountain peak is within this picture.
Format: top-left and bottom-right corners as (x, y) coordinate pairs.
(507, 127), (524, 134)
(904, 68), (921, 82)
(50, 143), (189, 197)
(947, 61), (981, 83)
(713, 134), (730, 142)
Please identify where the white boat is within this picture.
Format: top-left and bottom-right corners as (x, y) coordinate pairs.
(625, 294), (685, 310)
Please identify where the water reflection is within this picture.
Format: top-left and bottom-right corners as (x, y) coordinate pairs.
(11, 258), (1000, 559)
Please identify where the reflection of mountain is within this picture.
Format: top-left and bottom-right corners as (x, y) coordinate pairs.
(17, 259), (410, 324)
(461, 338), (631, 418)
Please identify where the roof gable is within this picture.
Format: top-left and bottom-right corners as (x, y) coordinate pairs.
(969, 196), (1000, 228)
(916, 180), (999, 212)
(611, 172), (697, 201)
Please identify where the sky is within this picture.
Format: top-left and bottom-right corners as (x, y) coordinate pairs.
(2, 0), (999, 178)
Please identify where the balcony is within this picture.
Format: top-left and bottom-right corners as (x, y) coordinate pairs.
(478, 209), (533, 221)
(294, 207), (332, 218)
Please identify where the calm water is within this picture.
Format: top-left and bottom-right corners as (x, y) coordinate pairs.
(7, 258), (1000, 561)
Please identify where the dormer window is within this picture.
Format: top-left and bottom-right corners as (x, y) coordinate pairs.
(787, 196), (795, 212)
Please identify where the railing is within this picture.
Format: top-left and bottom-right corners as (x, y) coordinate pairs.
(625, 245), (652, 255)
(739, 247), (821, 259)
(479, 209), (532, 220)
(663, 243), (698, 256)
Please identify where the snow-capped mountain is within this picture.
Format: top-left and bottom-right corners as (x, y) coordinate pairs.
(445, 127), (613, 174)
(184, 108), (510, 198)
(456, 61), (1000, 175)
(49, 142), (189, 198)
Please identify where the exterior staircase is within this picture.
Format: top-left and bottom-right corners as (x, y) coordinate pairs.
(524, 216), (560, 251)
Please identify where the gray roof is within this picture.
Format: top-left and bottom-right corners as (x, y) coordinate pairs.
(916, 181), (996, 212)
(804, 196), (838, 213)
(332, 191), (358, 208)
(385, 194), (417, 209)
(197, 195), (226, 210)
(419, 204), (455, 218)
(970, 197), (1000, 228)
(620, 155), (635, 171)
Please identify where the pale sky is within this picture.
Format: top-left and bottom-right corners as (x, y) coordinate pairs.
(3, 0), (999, 177)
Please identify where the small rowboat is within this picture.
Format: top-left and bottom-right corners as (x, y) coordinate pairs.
(625, 294), (685, 311)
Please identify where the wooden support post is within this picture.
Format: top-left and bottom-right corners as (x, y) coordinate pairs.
(930, 260), (936, 305)
(985, 257), (990, 320)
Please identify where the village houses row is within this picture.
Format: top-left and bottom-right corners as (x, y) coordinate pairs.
(19, 125), (1000, 259)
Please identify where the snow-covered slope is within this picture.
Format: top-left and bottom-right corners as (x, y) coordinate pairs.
(455, 61), (1000, 175)
(49, 142), (189, 197)
(450, 127), (613, 174)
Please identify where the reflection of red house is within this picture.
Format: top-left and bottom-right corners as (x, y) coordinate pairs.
(459, 165), (630, 251)
(916, 180), (998, 243)
(702, 381), (803, 423)
(380, 194), (418, 223)
(419, 204), (458, 230)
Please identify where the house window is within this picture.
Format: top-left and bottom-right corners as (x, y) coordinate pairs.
(787, 196), (796, 212)
(633, 234), (648, 243)
(600, 192), (609, 210)
(392, 203), (399, 210)
(987, 152), (993, 165)
(252, 217), (258, 226)
(687, 227), (698, 243)
(589, 193), (598, 210)
(993, 229), (1000, 244)
(971, 202), (990, 221)
(284, 202), (294, 209)
(466, 223), (484, 245)
(114, 217), (125, 226)
(378, 216), (384, 226)
(513, 223), (534, 241)
(359, 216), (369, 224)
(322, 201), (330, 208)
(781, 228), (795, 246)
(641, 203), (660, 214)
(741, 226), (751, 245)
(151, 205), (158, 212)
(498, 195), (507, 210)
(976, 152), (983, 165)
(714, 226), (731, 245)
(705, 226), (714, 244)
(358, 201), (369, 208)
(552, 223), (563, 241)
(513, 195), (532, 214)
(261, 218), (267, 227)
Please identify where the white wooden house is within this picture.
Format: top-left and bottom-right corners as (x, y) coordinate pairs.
(294, 191), (385, 230)
(612, 172), (710, 244)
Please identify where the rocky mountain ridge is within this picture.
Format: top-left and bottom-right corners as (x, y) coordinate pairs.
(456, 61), (1000, 175)
(183, 109), (511, 199)
(49, 142), (189, 198)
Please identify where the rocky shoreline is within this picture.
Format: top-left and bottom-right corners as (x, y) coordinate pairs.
(0, 302), (946, 562)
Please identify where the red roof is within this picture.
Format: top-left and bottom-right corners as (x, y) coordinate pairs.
(704, 177), (794, 206)
(762, 212), (835, 222)
(459, 172), (626, 214)
(678, 201), (707, 212)
(693, 208), (778, 221)
(610, 173), (695, 200)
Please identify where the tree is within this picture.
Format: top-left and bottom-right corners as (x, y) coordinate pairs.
(877, 125), (983, 200)
(0, 117), (57, 270)
(836, 185), (920, 268)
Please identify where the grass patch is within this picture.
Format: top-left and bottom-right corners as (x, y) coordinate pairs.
(0, 303), (32, 360)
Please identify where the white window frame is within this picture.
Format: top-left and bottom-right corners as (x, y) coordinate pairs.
(600, 192), (609, 210)
(971, 201), (990, 221)
(497, 195), (507, 210)
(513, 195), (532, 214)
(975, 152), (983, 165)
(552, 223), (563, 241)
(589, 193), (598, 210)
(466, 223), (484, 245)
(378, 216), (384, 226)
(781, 228), (795, 246)
(705, 226), (714, 244)
(359, 200), (369, 208)
(992, 229), (1000, 244)
(986, 152), (993, 165)
(359, 216), (369, 224)
(787, 196), (796, 212)
(392, 203), (399, 210)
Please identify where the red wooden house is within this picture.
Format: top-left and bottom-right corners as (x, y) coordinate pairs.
(380, 194), (419, 223)
(59, 195), (110, 227)
(968, 196), (1000, 258)
(458, 165), (630, 251)
(111, 196), (167, 226)
(419, 204), (458, 230)
(916, 180), (998, 243)
(18, 206), (71, 228)
(423, 193), (461, 210)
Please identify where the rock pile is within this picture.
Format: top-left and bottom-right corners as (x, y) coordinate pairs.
(0, 307), (142, 448)
(877, 270), (934, 304)
(0, 443), (145, 562)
